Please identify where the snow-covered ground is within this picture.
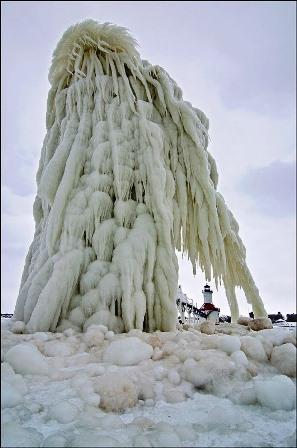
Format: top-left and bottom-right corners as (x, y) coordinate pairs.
(1, 318), (296, 447)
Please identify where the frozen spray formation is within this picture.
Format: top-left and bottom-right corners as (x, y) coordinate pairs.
(14, 20), (267, 332)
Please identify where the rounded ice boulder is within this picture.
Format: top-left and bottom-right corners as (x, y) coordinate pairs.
(200, 321), (215, 334)
(48, 401), (79, 423)
(248, 317), (273, 331)
(270, 343), (296, 377)
(240, 336), (267, 362)
(255, 375), (296, 410)
(5, 344), (48, 375)
(103, 337), (153, 365)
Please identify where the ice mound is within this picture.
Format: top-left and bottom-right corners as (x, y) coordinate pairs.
(248, 317), (273, 331)
(240, 336), (268, 362)
(237, 316), (251, 326)
(200, 321), (215, 334)
(94, 372), (138, 412)
(217, 334), (241, 354)
(183, 352), (236, 392)
(5, 343), (49, 375)
(83, 325), (105, 347)
(255, 375), (296, 410)
(230, 350), (249, 367)
(271, 343), (296, 377)
(11, 321), (26, 334)
(231, 383), (258, 405)
(103, 336), (153, 365)
(256, 328), (296, 347)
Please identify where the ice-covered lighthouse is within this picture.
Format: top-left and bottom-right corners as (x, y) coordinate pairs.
(199, 284), (220, 323)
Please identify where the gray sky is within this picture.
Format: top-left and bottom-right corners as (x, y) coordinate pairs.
(1, 1), (296, 317)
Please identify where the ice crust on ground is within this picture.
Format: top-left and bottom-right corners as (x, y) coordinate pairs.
(1, 319), (296, 447)
(14, 19), (268, 334)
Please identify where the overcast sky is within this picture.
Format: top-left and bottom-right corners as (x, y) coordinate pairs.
(1, 1), (296, 317)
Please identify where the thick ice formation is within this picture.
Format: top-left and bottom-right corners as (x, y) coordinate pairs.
(14, 19), (267, 332)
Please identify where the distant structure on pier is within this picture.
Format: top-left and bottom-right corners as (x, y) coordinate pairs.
(198, 284), (220, 323)
(176, 284), (220, 324)
(268, 312), (284, 323)
(176, 286), (200, 325)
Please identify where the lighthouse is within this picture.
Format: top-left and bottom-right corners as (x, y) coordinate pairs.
(199, 284), (220, 323)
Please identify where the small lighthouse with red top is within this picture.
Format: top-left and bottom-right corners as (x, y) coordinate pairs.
(199, 284), (220, 323)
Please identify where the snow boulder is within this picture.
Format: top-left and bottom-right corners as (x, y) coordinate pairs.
(240, 336), (267, 362)
(255, 375), (296, 410)
(103, 337), (153, 365)
(248, 317), (273, 331)
(83, 325), (105, 347)
(237, 316), (251, 326)
(163, 387), (186, 403)
(200, 321), (215, 334)
(184, 353), (235, 391)
(83, 310), (124, 333)
(256, 328), (294, 347)
(230, 350), (249, 367)
(217, 334), (241, 354)
(270, 343), (296, 377)
(5, 344), (48, 375)
(11, 321), (26, 334)
(94, 373), (138, 412)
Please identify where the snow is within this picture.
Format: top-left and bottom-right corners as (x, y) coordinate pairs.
(103, 336), (153, 365)
(1, 381), (23, 408)
(2, 422), (43, 448)
(1, 319), (296, 447)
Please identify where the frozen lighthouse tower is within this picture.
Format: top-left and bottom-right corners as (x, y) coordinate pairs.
(199, 284), (220, 323)
(13, 19), (268, 333)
